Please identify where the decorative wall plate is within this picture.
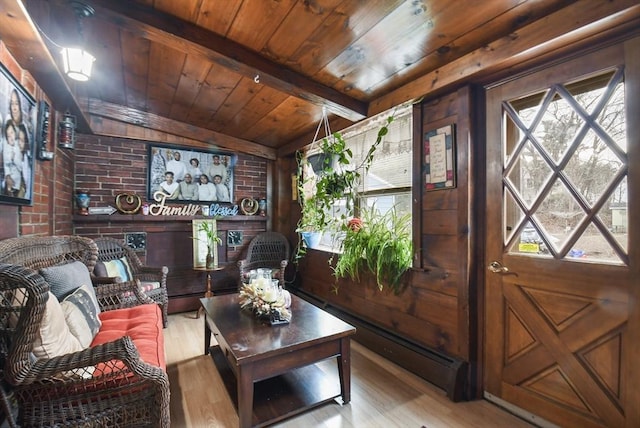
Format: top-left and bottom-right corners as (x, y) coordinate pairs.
(227, 230), (243, 246)
(240, 198), (259, 215)
(115, 193), (142, 214)
(125, 232), (147, 251)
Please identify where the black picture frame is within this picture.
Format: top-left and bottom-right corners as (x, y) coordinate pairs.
(0, 63), (37, 206)
(147, 143), (236, 204)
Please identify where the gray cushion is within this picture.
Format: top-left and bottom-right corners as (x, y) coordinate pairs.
(39, 262), (100, 313)
(94, 261), (108, 277)
(61, 284), (102, 347)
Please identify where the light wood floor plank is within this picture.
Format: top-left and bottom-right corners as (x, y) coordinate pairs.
(165, 312), (534, 427)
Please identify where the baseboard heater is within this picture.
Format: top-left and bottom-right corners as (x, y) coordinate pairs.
(292, 288), (468, 402)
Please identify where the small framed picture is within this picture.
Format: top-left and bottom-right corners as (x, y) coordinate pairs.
(424, 124), (456, 191)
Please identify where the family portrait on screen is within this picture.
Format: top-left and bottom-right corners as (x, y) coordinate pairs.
(0, 64), (36, 206)
(148, 144), (235, 204)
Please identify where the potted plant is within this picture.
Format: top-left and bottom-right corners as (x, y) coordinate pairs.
(294, 115), (394, 260)
(194, 219), (222, 269)
(331, 205), (412, 294)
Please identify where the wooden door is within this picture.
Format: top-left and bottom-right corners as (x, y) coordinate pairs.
(484, 40), (640, 428)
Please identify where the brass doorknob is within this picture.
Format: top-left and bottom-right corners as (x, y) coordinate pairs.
(488, 261), (510, 274)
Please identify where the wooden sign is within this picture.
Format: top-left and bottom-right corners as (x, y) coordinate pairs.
(148, 192), (239, 217)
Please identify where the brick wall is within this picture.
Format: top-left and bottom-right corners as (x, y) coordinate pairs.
(73, 134), (267, 210)
(72, 134), (270, 312)
(72, 133), (269, 262)
(0, 40), (63, 238)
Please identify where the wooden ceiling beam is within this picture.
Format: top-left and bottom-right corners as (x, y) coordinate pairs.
(86, 98), (277, 160)
(82, 0), (367, 122)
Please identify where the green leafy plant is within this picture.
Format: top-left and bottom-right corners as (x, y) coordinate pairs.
(194, 220), (222, 251)
(294, 115), (394, 261)
(331, 205), (412, 294)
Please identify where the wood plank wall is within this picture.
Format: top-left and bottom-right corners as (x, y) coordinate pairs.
(293, 86), (474, 396)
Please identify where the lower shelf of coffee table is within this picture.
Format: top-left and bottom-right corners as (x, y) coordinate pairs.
(209, 345), (343, 427)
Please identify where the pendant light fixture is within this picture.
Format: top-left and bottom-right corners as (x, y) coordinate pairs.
(61, 47), (95, 81)
(61, 1), (96, 81)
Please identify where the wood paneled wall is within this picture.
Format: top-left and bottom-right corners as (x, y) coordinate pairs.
(293, 86), (475, 396)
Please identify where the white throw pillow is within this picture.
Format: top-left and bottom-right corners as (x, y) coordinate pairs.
(33, 292), (83, 359)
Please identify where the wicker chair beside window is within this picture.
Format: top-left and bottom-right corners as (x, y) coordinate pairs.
(238, 231), (290, 286)
(93, 237), (169, 328)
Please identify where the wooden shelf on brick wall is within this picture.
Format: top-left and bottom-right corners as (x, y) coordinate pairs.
(73, 213), (270, 315)
(73, 215), (268, 223)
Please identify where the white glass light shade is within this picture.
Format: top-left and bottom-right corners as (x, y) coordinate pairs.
(60, 47), (95, 81)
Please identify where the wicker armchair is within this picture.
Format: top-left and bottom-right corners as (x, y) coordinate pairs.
(93, 237), (169, 327)
(0, 236), (169, 427)
(238, 231), (290, 285)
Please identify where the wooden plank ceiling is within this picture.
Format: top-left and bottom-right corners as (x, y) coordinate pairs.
(1, 0), (638, 158)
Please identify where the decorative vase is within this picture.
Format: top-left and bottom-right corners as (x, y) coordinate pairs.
(75, 190), (91, 215)
(205, 244), (218, 270)
(258, 198), (267, 216)
(301, 231), (322, 248)
(206, 249), (216, 269)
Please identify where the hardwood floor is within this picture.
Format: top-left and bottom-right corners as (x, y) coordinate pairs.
(165, 312), (534, 428)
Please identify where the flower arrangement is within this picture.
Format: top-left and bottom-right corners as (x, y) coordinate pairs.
(239, 279), (292, 323)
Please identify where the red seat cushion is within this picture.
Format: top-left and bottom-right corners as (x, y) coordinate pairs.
(92, 304), (166, 370)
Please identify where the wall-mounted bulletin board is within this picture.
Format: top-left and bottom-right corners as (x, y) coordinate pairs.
(424, 124), (456, 191)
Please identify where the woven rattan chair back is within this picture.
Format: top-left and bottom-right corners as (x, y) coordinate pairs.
(238, 231), (290, 285)
(0, 235), (98, 273)
(0, 236), (170, 427)
(93, 237), (169, 327)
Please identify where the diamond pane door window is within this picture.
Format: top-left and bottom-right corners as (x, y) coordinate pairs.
(502, 69), (628, 264)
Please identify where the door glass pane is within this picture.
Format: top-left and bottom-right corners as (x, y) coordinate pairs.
(503, 69), (628, 264)
(533, 90), (585, 164)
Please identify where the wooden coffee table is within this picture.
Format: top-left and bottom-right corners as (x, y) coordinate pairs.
(200, 293), (356, 428)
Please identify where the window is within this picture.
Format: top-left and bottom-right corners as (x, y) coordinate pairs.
(503, 69), (628, 264)
(305, 105), (413, 251)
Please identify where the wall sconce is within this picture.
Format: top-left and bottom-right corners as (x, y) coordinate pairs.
(59, 112), (76, 149)
(36, 100), (54, 160)
(61, 1), (96, 81)
(61, 47), (95, 82)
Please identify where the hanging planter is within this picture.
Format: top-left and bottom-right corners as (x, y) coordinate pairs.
(294, 109), (395, 262)
(301, 231), (322, 249)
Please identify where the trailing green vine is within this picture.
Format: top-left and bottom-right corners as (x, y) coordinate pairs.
(294, 113), (413, 294)
(295, 115), (394, 260)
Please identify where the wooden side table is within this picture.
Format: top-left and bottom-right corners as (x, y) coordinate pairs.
(193, 266), (224, 318)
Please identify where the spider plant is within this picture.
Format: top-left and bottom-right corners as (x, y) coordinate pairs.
(331, 205), (412, 294)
